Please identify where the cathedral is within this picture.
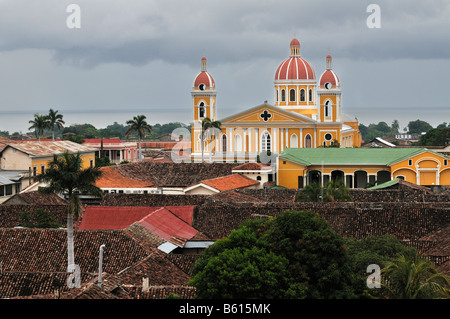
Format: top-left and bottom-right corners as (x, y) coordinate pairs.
(190, 38), (361, 162)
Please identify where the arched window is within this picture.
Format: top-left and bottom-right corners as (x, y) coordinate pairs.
(289, 89), (296, 102)
(276, 90), (279, 102)
(261, 131), (271, 152)
(300, 89), (305, 101)
(309, 89), (313, 102)
(305, 134), (312, 148)
(256, 176), (262, 181)
(281, 89), (286, 102)
(222, 135), (227, 153)
(325, 101), (331, 118)
(290, 134), (298, 148)
(199, 102), (205, 118)
(234, 134), (242, 152)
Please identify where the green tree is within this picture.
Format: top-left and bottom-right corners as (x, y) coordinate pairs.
(46, 108), (65, 141)
(125, 115), (152, 162)
(190, 211), (358, 299)
(407, 119), (433, 134)
(28, 114), (49, 141)
(391, 120), (400, 134)
(382, 255), (450, 299)
(200, 117), (222, 163)
(295, 180), (352, 202)
(436, 122), (448, 129)
(19, 208), (62, 228)
(36, 151), (103, 272)
(417, 127), (450, 147)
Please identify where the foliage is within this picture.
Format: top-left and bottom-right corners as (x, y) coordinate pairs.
(295, 180), (352, 202)
(190, 210), (358, 299)
(63, 124), (99, 139)
(344, 235), (418, 298)
(416, 127), (450, 147)
(19, 208), (62, 229)
(381, 255), (450, 299)
(46, 109), (65, 141)
(28, 113), (49, 141)
(126, 115), (152, 162)
(95, 156), (115, 167)
(407, 119), (433, 134)
(359, 120), (402, 142)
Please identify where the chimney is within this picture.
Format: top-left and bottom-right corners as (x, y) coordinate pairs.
(142, 275), (149, 293)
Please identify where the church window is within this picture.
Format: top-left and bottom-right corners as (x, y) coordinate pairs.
(325, 101), (331, 118)
(305, 134), (312, 148)
(222, 135), (227, 153)
(281, 89), (286, 102)
(289, 89), (296, 102)
(309, 89), (313, 102)
(199, 84), (205, 91)
(290, 134), (298, 148)
(324, 133), (332, 141)
(256, 176), (262, 181)
(199, 102), (205, 118)
(276, 90), (279, 102)
(300, 89), (305, 101)
(261, 131), (271, 152)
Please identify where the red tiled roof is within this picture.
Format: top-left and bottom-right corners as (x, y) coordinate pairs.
(95, 166), (154, 188)
(136, 207), (198, 245)
(83, 138), (123, 144)
(201, 174), (259, 192)
(232, 162), (272, 171)
(79, 206), (161, 230)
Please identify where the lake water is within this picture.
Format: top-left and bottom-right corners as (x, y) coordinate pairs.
(0, 106), (448, 135)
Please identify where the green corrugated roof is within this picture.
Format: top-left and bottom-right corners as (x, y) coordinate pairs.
(367, 178), (400, 190)
(279, 148), (431, 166)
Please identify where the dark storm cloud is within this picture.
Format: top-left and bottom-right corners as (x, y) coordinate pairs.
(0, 0), (448, 68)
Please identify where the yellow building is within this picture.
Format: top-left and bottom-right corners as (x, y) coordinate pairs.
(190, 38), (361, 162)
(278, 148), (450, 188)
(0, 140), (96, 177)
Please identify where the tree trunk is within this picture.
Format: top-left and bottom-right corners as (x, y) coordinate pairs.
(138, 138), (142, 162)
(201, 132), (204, 163)
(66, 212), (75, 270)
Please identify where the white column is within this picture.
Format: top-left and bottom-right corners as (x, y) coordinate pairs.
(255, 128), (259, 153)
(280, 128), (284, 152)
(286, 129), (289, 149)
(300, 128), (303, 148)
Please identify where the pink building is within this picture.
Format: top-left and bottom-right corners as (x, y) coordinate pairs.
(83, 138), (139, 164)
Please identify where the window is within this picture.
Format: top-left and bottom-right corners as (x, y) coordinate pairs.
(199, 102), (205, 118)
(305, 134), (312, 148)
(199, 84), (205, 91)
(234, 134), (242, 152)
(289, 89), (296, 102)
(256, 176), (262, 181)
(90, 159), (94, 168)
(222, 135), (227, 153)
(281, 89), (286, 102)
(261, 131), (271, 152)
(445, 159), (448, 166)
(309, 89), (313, 102)
(325, 101), (331, 117)
(324, 133), (332, 141)
(290, 134), (298, 148)
(33, 166), (37, 177)
(276, 89), (279, 102)
(408, 159), (413, 166)
(300, 89), (305, 101)
(41, 165), (45, 174)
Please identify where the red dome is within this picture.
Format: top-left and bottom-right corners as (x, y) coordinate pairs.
(319, 69), (340, 87)
(290, 38), (300, 46)
(275, 57), (315, 81)
(194, 71), (215, 89)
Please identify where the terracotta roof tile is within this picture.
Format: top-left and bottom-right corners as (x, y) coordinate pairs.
(95, 166), (153, 188)
(201, 174), (259, 192)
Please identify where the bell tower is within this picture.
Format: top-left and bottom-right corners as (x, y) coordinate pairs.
(192, 57), (217, 123)
(318, 55), (341, 123)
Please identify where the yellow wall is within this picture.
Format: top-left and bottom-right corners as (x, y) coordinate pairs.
(31, 152), (96, 174)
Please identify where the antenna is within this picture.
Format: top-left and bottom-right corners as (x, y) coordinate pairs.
(97, 244), (106, 288)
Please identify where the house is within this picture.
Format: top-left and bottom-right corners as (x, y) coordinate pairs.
(82, 138), (139, 164)
(231, 162), (274, 188)
(278, 147), (450, 188)
(0, 140), (96, 175)
(362, 137), (396, 148)
(183, 174), (260, 195)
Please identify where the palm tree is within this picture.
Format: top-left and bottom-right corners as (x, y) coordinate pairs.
(36, 151), (103, 277)
(200, 117), (222, 162)
(323, 179), (352, 202)
(46, 108), (65, 141)
(125, 115), (152, 162)
(28, 113), (48, 141)
(381, 255), (450, 299)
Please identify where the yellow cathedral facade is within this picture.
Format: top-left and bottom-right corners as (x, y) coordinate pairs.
(190, 38), (361, 162)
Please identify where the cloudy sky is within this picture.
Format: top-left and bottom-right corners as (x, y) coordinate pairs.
(0, 0), (449, 133)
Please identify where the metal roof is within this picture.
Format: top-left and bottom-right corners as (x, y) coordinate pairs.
(5, 140), (96, 157)
(279, 147), (439, 166)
